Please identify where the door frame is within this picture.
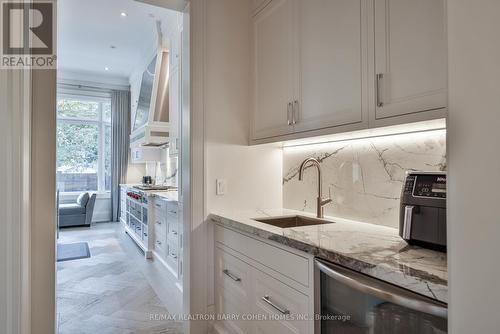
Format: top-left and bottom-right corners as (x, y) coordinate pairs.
(9, 0), (209, 333)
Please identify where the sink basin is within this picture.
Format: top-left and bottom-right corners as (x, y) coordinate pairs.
(253, 215), (334, 228)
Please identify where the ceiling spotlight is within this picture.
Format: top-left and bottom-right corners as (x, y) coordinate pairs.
(105, 67), (110, 71)
(120, 12), (127, 17)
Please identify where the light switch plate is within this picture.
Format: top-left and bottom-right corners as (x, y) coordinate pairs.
(216, 179), (227, 196)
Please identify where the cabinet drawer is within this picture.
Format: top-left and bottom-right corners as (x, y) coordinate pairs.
(154, 217), (167, 234)
(215, 225), (310, 287)
(166, 245), (179, 267)
(155, 236), (166, 254)
(253, 270), (310, 334)
(154, 198), (168, 213)
(167, 201), (178, 216)
(216, 291), (253, 334)
(215, 247), (253, 334)
(168, 221), (180, 239)
(215, 247), (252, 299)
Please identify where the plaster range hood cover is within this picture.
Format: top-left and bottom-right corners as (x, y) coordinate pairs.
(130, 49), (172, 147)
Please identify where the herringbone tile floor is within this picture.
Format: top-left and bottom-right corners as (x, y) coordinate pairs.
(57, 222), (183, 334)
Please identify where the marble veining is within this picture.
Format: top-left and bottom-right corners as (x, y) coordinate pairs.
(209, 209), (448, 303)
(283, 130), (446, 228)
(57, 223), (183, 334)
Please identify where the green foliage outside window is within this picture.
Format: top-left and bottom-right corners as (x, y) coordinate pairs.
(57, 123), (99, 172)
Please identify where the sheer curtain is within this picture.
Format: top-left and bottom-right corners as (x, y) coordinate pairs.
(111, 90), (130, 222)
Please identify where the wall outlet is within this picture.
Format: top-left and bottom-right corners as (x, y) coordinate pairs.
(216, 179), (227, 196)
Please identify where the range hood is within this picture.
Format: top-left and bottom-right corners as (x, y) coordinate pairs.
(130, 48), (172, 147)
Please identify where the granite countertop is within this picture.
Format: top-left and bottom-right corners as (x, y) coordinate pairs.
(209, 208), (448, 303)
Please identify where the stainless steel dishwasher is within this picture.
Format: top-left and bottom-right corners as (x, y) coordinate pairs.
(315, 259), (447, 333)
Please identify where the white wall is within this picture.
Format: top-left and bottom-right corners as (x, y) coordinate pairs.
(205, 0), (282, 213)
(447, 1), (500, 332)
(204, 0), (283, 308)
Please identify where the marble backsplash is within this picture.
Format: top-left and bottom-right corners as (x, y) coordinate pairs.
(283, 129), (446, 228)
(146, 149), (178, 187)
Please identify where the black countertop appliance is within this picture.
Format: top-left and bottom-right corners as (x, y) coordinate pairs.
(400, 171), (447, 252)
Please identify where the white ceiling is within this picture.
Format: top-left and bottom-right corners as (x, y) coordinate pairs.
(57, 0), (176, 84)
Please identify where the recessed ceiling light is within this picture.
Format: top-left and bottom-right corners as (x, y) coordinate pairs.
(120, 12), (127, 17)
(104, 67), (110, 71)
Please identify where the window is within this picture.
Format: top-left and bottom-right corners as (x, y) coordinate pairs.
(56, 95), (112, 193)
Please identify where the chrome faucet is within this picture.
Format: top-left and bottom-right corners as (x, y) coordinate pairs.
(298, 157), (332, 218)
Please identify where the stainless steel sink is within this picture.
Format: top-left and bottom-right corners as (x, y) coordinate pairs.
(253, 215), (335, 228)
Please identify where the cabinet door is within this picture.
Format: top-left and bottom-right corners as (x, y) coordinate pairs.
(294, 0), (366, 133)
(252, 0), (295, 140)
(374, 0), (447, 119)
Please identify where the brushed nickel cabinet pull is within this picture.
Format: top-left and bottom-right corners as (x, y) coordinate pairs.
(292, 100), (298, 124)
(287, 102), (292, 126)
(262, 295), (290, 315)
(376, 73), (384, 107)
(222, 269), (241, 282)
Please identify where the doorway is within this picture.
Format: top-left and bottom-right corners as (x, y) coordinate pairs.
(55, 0), (188, 333)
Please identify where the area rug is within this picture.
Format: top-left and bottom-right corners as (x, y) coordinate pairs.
(57, 242), (91, 262)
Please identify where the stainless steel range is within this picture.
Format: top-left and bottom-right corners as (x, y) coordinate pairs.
(133, 185), (177, 191)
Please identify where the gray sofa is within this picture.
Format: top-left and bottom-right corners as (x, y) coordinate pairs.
(58, 192), (96, 227)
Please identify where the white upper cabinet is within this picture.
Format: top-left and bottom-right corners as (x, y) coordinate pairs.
(253, 0), (295, 140)
(374, 0), (447, 120)
(294, 0), (366, 134)
(251, 0), (447, 144)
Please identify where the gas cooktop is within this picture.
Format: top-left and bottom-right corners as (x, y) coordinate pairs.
(133, 185), (177, 191)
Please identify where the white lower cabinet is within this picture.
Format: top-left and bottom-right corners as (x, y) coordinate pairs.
(253, 270), (310, 334)
(214, 225), (315, 334)
(215, 248), (254, 334)
(153, 197), (183, 288)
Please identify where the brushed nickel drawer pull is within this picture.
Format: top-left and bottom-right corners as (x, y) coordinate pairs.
(262, 295), (290, 315)
(222, 269), (241, 282)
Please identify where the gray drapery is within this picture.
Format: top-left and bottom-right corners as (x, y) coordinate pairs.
(111, 90), (130, 222)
